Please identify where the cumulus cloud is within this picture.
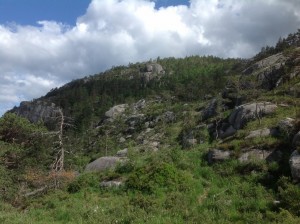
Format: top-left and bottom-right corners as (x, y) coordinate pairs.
(0, 0), (300, 115)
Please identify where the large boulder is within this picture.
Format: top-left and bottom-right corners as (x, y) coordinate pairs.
(289, 150), (300, 181)
(228, 102), (277, 130)
(85, 156), (125, 172)
(105, 104), (128, 119)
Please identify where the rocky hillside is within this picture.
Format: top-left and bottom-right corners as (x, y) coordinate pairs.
(1, 30), (300, 223)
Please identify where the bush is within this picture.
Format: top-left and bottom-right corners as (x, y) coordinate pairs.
(278, 177), (300, 216)
(67, 172), (100, 193)
(125, 161), (193, 194)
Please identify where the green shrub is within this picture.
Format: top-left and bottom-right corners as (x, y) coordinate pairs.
(125, 161), (193, 194)
(278, 177), (300, 216)
(67, 172), (100, 193)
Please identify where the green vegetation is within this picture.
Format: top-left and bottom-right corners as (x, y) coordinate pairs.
(1, 31), (300, 223)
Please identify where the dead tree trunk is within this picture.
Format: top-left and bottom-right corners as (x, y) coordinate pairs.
(52, 108), (65, 173)
(51, 108), (70, 188)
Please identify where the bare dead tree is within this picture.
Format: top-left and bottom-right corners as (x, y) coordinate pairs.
(51, 108), (74, 188)
(255, 103), (262, 125)
(52, 108), (65, 172)
(215, 117), (221, 140)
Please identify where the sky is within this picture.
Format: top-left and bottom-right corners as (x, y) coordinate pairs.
(0, 0), (300, 116)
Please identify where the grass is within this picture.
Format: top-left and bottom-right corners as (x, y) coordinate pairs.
(1, 143), (299, 224)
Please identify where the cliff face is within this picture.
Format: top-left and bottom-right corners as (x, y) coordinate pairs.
(10, 100), (60, 126)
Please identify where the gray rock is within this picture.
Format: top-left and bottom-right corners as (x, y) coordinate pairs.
(229, 102), (277, 130)
(163, 111), (176, 123)
(100, 180), (123, 188)
(277, 118), (295, 135)
(156, 111), (176, 123)
(289, 150), (300, 181)
(145, 63), (165, 74)
(9, 100), (60, 125)
(243, 53), (287, 89)
(244, 53), (286, 75)
(119, 137), (126, 143)
(148, 141), (160, 147)
(116, 148), (128, 157)
(202, 98), (218, 120)
(126, 114), (145, 127)
(133, 99), (146, 111)
(105, 104), (128, 119)
(238, 148), (273, 163)
(293, 131), (300, 148)
(181, 131), (197, 148)
(245, 128), (277, 139)
(186, 138), (197, 147)
(219, 125), (237, 139)
(141, 63), (165, 86)
(144, 122), (150, 128)
(85, 156), (125, 172)
(208, 149), (232, 163)
(222, 86), (245, 108)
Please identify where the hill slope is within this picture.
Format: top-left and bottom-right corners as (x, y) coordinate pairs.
(0, 30), (300, 223)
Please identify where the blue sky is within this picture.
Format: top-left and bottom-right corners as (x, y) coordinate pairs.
(0, 0), (299, 116)
(0, 0), (90, 25)
(0, 0), (189, 25)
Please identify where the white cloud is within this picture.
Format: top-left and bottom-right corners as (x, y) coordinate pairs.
(0, 0), (300, 115)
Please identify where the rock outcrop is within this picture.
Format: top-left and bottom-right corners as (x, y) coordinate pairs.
(116, 148), (128, 157)
(243, 53), (287, 89)
(238, 148), (274, 163)
(277, 117), (296, 138)
(228, 102), (277, 130)
(140, 63), (165, 86)
(105, 104), (128, 120)
(9, 100), (60, 126)
(289, 150), (300, 181)
(218, 125), (237, 139)
(156, 111), (176, 123)
(85, 156), (126, 172)
(245, 128), (278, 139)
(201, 98), (219, 120)
(213, 102), (277, 139)
(208, 149), (232, 163)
